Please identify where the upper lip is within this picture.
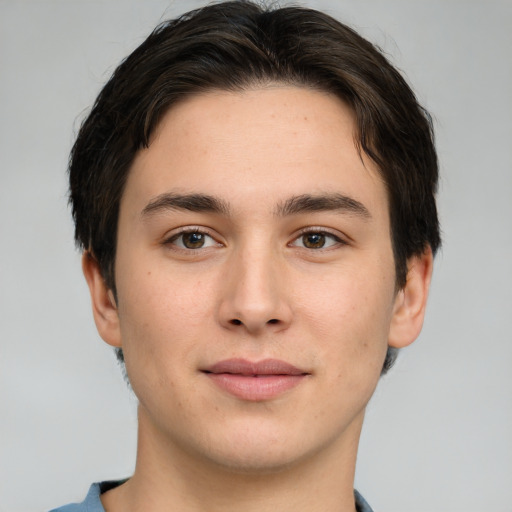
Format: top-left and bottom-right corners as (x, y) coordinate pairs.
(203, 358), (308, 376)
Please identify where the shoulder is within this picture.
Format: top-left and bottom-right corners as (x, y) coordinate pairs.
(49, 481), (121, 512)
(355, 489), (374, 512)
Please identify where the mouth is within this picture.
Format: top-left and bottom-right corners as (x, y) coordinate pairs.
(201, 358), (309, 401)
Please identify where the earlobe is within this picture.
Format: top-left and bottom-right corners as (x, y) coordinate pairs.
(388, 248), (434, 349)
(82, 252), (122, 348)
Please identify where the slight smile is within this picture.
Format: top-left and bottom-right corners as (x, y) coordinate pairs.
(202, 359), (310, 401)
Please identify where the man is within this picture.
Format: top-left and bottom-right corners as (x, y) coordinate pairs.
(51, 1), (440, 511)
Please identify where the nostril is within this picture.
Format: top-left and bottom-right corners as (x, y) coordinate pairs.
(227, 318), (281, 328)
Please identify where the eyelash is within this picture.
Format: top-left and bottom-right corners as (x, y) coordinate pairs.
(290, 228), (347, 250)
(163, 227), (347, 251)
(164, 227), (219, 251)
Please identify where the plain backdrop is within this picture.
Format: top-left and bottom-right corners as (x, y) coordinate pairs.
(1, 1), (511, 511)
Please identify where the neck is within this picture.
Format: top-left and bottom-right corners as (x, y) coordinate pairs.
(102, 406), (364, 512)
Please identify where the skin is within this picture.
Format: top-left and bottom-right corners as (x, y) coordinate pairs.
(83, 86), (433, 512)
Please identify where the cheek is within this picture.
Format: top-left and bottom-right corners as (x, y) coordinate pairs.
(115, 267), (222, 430)
(295, 263), (394, 363)
(119, 258), (216, 324)
(115, 265), (218, 373)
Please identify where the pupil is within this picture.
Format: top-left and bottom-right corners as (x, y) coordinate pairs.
(304, 233), (325, 248)
(184, 232), (204, 248)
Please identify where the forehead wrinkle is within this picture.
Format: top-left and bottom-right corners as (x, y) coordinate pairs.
(274, 193), (371, 220)
(141, 192), (231, 219)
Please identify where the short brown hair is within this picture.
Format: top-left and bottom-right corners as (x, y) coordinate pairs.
(70, 0), (441, 372)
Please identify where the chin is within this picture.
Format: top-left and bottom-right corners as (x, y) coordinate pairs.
(201, 444), (308, 475)
(192, 422), (328, 476)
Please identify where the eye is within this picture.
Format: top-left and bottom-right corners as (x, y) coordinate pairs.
(167, 230), (218, 250)
(291, 230), (344, 250)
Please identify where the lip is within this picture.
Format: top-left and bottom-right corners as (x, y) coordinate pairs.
(202, 358), (309, 401)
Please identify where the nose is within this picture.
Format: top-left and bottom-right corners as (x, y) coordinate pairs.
(217, 245), (292, 335)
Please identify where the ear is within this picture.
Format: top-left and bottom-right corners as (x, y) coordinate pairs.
(82, 252), (122, 348)
(388, 248), (434, 349)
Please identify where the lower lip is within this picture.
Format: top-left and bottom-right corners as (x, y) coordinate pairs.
(205, 373), (306, 401)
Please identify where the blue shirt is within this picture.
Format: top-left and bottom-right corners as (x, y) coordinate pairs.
(50, 481), (374, 512)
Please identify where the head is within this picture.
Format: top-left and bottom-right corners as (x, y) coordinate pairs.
(70, 1), (440, 374)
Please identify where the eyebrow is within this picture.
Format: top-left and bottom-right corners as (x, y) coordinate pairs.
(275, 193), (371, 219)
(140, 191), (371, 221)
(141, 193), (231, 218)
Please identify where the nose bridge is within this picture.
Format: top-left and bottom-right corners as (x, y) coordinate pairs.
(219, 235), (291, 333)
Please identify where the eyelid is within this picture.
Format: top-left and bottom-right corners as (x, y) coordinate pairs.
(289, 227), (349, 249)
(161, 225), (349, 251)
(162, 226), (222, 249)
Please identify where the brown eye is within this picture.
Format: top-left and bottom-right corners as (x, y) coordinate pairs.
(168, 230), (217, 250)
(182, 232), (206, 249)
(291, 230), (343, 250)
(302, 233), (326, 249)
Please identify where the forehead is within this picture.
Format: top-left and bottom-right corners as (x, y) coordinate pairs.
(122, 86), (389, 221)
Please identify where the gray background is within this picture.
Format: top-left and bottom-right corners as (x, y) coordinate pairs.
(1, 1), (511, 511)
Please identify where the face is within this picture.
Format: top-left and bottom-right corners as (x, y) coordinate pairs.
(86, 86), (430, 473)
